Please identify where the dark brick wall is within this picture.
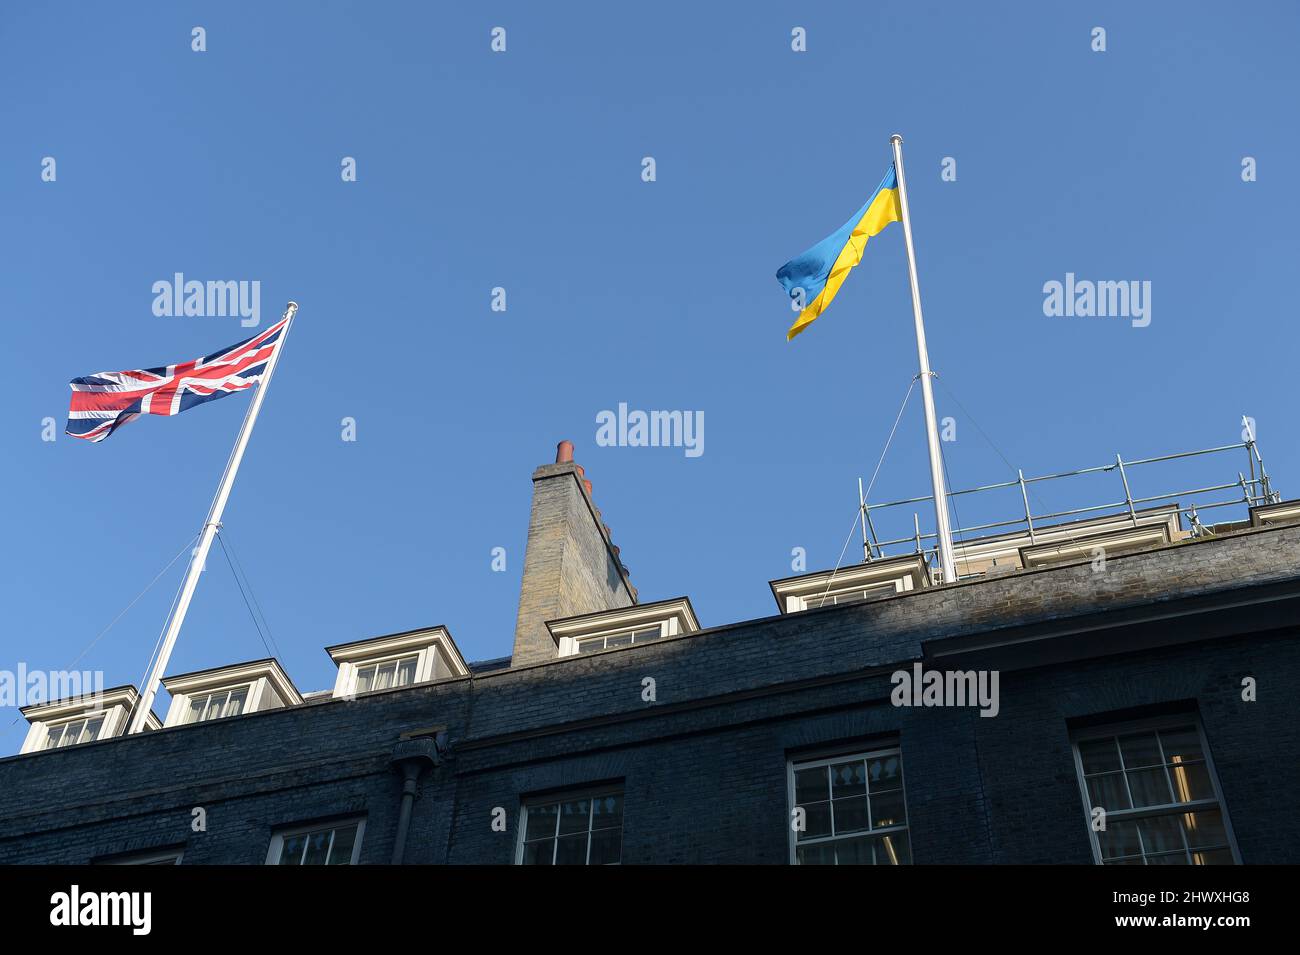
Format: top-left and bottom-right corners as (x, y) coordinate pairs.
(2, 524), (1297, 865)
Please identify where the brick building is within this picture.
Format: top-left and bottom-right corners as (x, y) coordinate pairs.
(2, 442), (1297, 865)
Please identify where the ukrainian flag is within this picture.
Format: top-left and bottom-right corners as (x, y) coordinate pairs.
(776, 165), (902, 340)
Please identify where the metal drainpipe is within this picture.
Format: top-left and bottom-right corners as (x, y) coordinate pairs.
(389, 736), (442, 865)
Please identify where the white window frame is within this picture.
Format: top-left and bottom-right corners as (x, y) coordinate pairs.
(19, 687), (156, 755)
(181, 685), (251, 724)
(347, 652), (423, 695)
(573, 623), (668, 655)
(549, 598), (698, 658)
(515, 787), (625, 865)
(42, 713), (108, 750)
(1071, 715), (1240, 865)
(798, 581), (901, 611)
(161, 660), (300, 728)
(328, 629), (468, 699)
(266, 818), (366, 866)
(787, 745), (912, 865)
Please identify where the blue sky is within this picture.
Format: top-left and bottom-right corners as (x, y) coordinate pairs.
(3, 1), (1297, 749)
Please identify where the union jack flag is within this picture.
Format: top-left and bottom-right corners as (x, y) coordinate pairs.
(66, 319), (288, 443)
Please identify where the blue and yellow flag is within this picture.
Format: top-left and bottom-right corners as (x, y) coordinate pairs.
(776, 165), (902, 340)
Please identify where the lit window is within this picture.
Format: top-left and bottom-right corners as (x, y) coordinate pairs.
(518, 789), (623, 865)
(576, 627), (663, 654)
(43, 715), (105, 749)
(268, 820), (364, 865)
(184, 686), (249, 723)
(355, 655), (418, 693)
(789, 748), (912, 865)
(1074, 720), (1236, 865)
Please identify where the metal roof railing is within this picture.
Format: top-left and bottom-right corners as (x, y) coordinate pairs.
(857, 429), (1279, 567)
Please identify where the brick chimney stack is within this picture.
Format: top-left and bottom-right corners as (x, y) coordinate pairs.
(510, 442), (637, 666)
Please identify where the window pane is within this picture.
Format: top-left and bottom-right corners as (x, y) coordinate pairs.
(867, 754), (904, 791)
(1182, 810), (1227, 850)
(375, 662), (396, 690)
(226, 687), (248, 717)
(830, 760), (867, 797)
(832, 796), (869, 835)
(554, 834), (588, 865)
(1078, 738), (1122, 774)
(588, 828), (622, 865)
(870, 788), (906, 830)
(1158, 727), (1204, 764)
(605, 632), (633, 648)
(356, 666), (375, 692)
(876, 833), (911, 865)
(187, 698), (206, 722)
(557, 799), (591, 836)
(795, 767), (829, 805)
(591, 793), (623, 831)
(81, 717), (104, 743)
(632, 628), (662, 643)
(396, 657), (417, 687)
(328, 825), (357, 864)
(44, 724), (66, 748)
(1191, 848), (1234, 865)
(1146, 850), (1190, 865)
(1138, 814), (1184, 856)
(1167, 760), (1213, 803)
(525, 803), (559, 841)
(1127, 767), (1174, 808)
(302, 830), (332, 865)
(834, 836), (874, 865)
(1097, 820), (1141, 859)
(799, 801), (832, 840)
(577, 638), (603, 654)
(796, 843), (836, 865)
(1118, 732), (1163, 769)
(521, 840), (554, 865)
(278, 834), (305, 865)
(203, 693), (226, 721)
(1086, 772), (1130, 811)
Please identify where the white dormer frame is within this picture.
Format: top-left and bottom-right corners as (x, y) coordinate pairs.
(327, 626), (469, 699)
(548, 598), (699, 658)
(1018, 522), (1173, 569)
(950, 505), (1184, 578)
(19, 686), (161, 755)
(161, 659), (302, 728)
(1250, 498), (1300, 527)
(769, 554), (929, 615)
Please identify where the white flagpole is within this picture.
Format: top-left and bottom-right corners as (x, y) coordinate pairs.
(889, 134), (958, 583)
(128, 302), (299, 734)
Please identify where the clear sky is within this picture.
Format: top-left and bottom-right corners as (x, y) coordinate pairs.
(3, 2), (1297, 749)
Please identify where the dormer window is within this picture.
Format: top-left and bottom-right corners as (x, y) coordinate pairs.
(185, 686), (250, 724)
(548, 598), (699, 658)
(161, 659), (302, 728)
(770, 554), (929, 615)
(43, 715), (106, 749)
(576, 625), (664, 654)
(327, 627), (469, 699)
(355, 655), (418, 692)
(19, 685), (160, 755)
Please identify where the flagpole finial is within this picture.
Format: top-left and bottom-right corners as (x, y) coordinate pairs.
(890, 133), (904, 144)
(286, 301), (299, 311)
